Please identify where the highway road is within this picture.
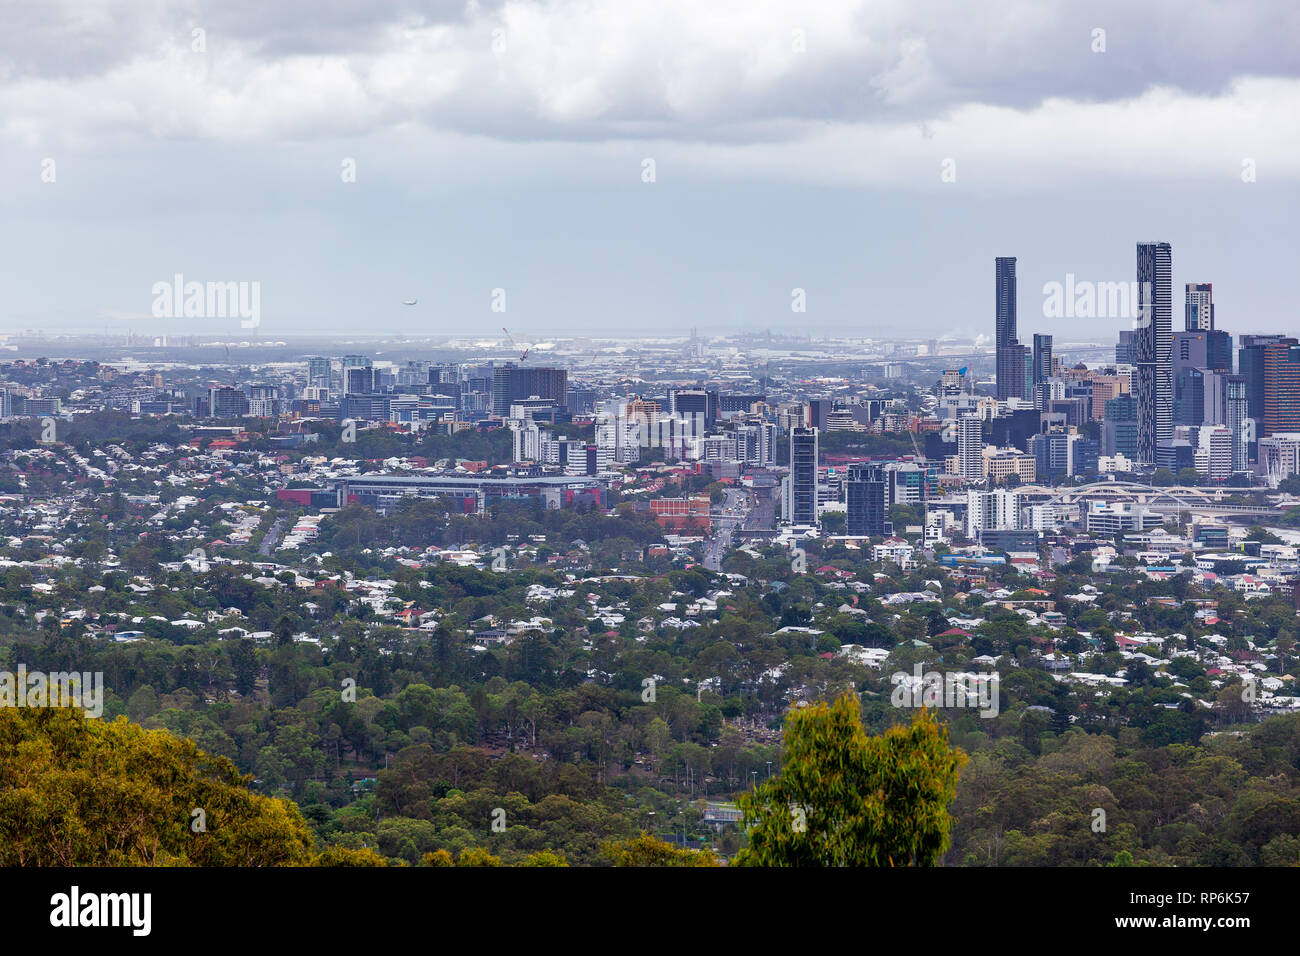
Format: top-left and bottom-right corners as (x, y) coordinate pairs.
(703, 487), (751, 571)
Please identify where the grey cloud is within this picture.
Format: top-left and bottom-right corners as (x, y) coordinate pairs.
(0, 0), (1297, 146)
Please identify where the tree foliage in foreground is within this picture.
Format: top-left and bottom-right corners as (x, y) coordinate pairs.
(735, 694), (966, 866)
(0, 707), (315, 866)
(601, 832), (721, 867)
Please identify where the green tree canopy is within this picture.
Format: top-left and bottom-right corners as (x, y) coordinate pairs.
(0, 707), (314, 866)
(735, 694), (966, 866)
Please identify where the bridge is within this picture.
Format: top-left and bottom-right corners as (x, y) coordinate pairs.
(1015, 480), (1285, 519)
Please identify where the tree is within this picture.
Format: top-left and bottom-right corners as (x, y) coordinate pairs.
(0, 707), (314, 866)
(311, 846), (388, 866)
(457, 847), (504, 867)
(600, 833), (720, 867)
(734, 694), (966, 866)
(519, 849), (569, 866)
(274, 615), (296, 647)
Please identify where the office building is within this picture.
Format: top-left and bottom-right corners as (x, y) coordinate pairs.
(1238, 336), (1300, 443)
(1238, 335), (1295, 433)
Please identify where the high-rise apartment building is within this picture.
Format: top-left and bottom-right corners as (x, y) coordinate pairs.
(307, 357), (331, 391)
(1223, 375), (1250, 471)
(785, 427), (819, 527)
(966, 489), (1021, 537)
(845, 463), (889, 537)
(1195, 425), (1234, 480)
(957, 415), (984, 481)
(492, 365), (568, 417)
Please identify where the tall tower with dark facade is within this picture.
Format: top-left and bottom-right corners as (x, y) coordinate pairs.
(995, 257), (1026, 401)
(1135, 242), (1172, 465)
(845, 463), (889, 537)
(786, 427), (819, 528)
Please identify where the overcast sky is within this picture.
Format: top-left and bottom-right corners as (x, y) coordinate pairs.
(1, 0), (1297, 342)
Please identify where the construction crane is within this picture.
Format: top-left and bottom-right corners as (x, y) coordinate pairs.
(501, 327), (530, 363)
(907, 423), (923, 460)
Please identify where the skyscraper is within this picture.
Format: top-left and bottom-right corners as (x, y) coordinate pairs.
(1185, 282), (1214, 331)
(845, 463), (889, 537)
(1239, 336), (1300, 438)
(1135, 241), (1173, 464)
(1223, 375), (1250, 471)
(1262, 341), (1300, 437)
(786, 427), (819, 527)
(1031, 333), (1053, 408)
(995, 257), (1027, 401)
(1032, 333), (1053, 387)
(957, 415), (984, 481)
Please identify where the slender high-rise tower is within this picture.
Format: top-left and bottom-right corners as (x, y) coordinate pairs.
(786, 427), (819, 528)
(995, 257), (1023, 401)
(1136, 242), (1172, 465)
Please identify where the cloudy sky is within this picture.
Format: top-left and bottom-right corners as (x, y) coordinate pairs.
(1, 0), (1297, 342)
